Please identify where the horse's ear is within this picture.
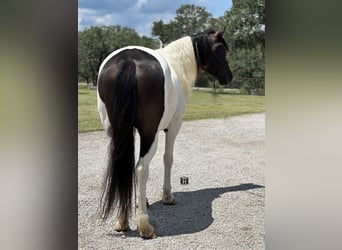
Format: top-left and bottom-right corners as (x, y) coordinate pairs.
(206, 26), (215, 34)
(215, 26), (226, 37)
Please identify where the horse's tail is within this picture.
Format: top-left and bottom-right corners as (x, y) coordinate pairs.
(100, 60), (137, 220)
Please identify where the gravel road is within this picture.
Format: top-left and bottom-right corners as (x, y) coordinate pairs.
(78, 113), (265, 249)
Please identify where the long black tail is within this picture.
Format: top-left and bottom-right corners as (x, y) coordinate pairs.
(100, 61), (137, 220)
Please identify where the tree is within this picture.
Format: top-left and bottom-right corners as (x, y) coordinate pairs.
(78, 31), (92, 84)
(151, 20), (180, 45)
(152, 4), (212, 45)
(226, 0), (265, 49)
(221, 0), (265, 94)
(78, 25), (156, 85)
(78, 26), (113, 85)
(175, 4), (212, 36)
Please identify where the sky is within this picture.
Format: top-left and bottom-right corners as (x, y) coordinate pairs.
(78, 0), (232, 36)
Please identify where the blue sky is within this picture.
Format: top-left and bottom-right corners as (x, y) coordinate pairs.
(78, 0), (232, 36)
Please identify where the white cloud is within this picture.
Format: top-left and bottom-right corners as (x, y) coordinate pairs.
(78, 1), (232, 35)
(95, 14), (113, 26)
(135, 0), (148, 9)
(78, 8), (96, 30)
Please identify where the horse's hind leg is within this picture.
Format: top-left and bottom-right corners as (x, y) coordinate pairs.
(162, 119), (182, 205)
(135, 135), (158, 239)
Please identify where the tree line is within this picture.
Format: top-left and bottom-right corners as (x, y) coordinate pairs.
(78, 0), (265, 95)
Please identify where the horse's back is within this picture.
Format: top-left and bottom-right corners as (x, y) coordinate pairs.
(97, 46), (180, 145)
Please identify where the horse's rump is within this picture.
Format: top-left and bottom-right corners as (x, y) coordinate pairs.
(98, 48), (165, 138)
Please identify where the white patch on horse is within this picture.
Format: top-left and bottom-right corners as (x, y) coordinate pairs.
(97, 90), (111, 136)
(135, 136), (159, 238)
(156, 36), (198, 97)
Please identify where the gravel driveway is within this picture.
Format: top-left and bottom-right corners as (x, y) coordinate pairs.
(78, 113), (265, 249)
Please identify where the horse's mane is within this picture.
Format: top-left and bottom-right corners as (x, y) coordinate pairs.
(156, 36), (198, 96)
(191, 28), (228, 69)
(191, 31), (211, 69)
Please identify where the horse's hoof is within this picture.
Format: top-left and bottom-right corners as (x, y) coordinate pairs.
(141, 231), (157, 239)
(163, 199), (176, 205)
(114, 221), (130, 232)
(137, 215), (155, 239)
(162, 194), (176, 205)
(138, 226), (156, 239)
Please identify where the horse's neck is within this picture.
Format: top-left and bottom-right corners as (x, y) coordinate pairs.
(156, 36), (198, 97)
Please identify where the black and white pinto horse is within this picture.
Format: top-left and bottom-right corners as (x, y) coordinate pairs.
(97, 28), (232, 238)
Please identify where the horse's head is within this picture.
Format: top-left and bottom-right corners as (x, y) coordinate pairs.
(192, 27), (233, 86)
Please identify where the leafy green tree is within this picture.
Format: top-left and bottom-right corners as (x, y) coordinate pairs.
(78, 26), (114, 85)
(226, 0), (265, 49)
(229, 44), (264, 92)
(139, 35), (161, 49)
(175, 4), (212, 35)
(78, 25), (156, 85)
(151, 20), (180, 45)
(78, 31), (92, 84)
(222, 0), (265, 94)
(152, 4), (212, 44)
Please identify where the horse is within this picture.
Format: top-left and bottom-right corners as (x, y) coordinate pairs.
(96, 27), (233, 239)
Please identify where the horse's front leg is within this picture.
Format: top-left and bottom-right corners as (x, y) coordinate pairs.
(135, 136), (158, 239)
(162, 120), (182, 205)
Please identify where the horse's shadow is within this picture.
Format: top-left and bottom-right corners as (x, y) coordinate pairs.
(123, 183), (264, 237)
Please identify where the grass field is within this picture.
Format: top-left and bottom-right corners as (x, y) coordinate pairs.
(78, 85), (264, 133)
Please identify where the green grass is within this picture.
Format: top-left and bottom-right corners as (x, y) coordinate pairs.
(78, 85), (103, 133)
(184, 90), (265, 121)
(78, 85), (264, 133)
